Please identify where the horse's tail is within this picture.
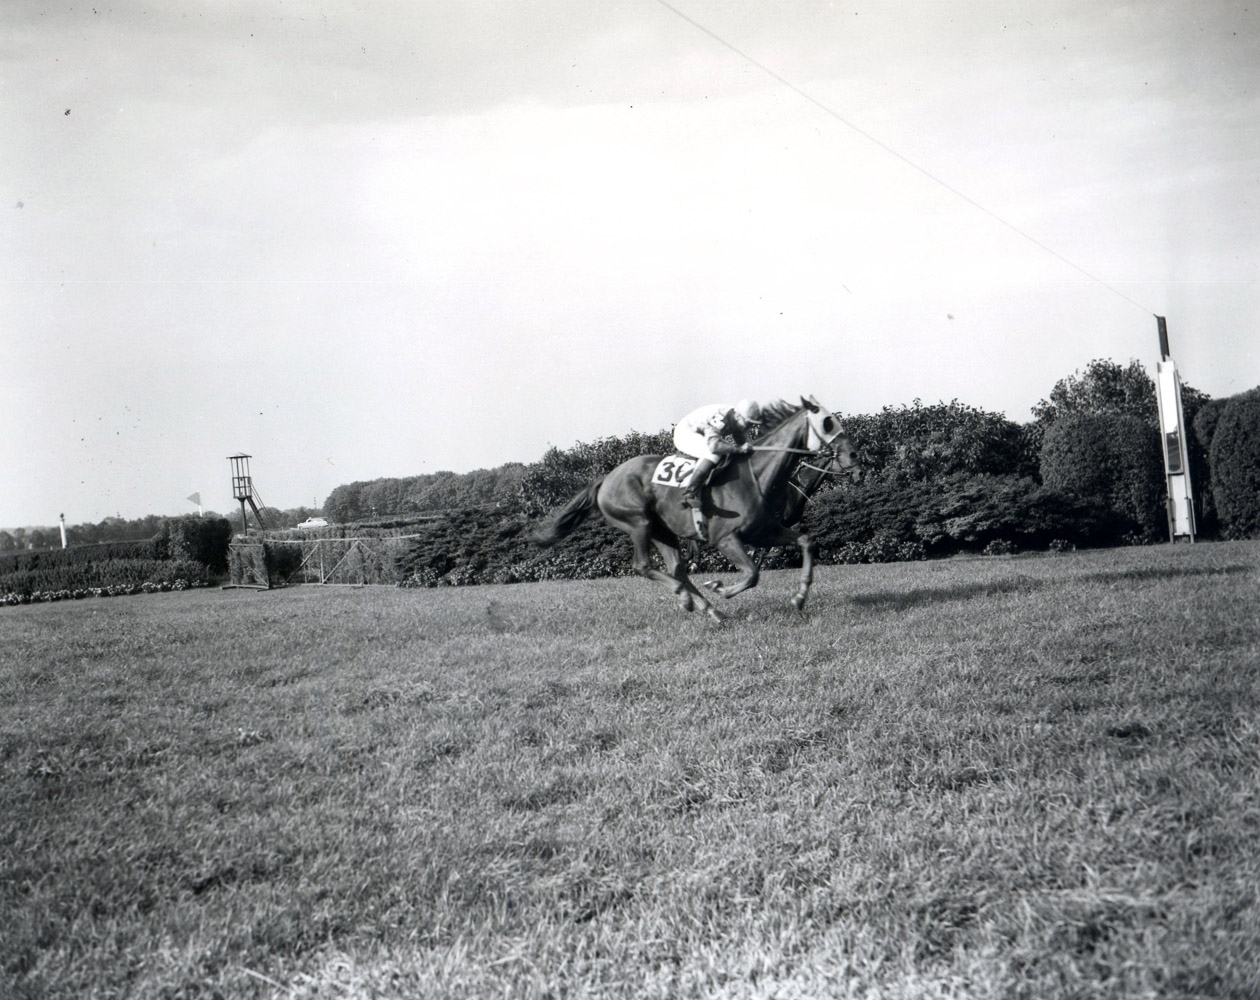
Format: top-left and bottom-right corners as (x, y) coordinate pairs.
(530, 478), (605, 547)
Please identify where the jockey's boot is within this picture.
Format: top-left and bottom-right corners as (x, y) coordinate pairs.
(680, 458), (716, 509)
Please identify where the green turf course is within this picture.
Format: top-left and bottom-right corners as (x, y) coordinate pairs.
(3, 541), (1258, 998)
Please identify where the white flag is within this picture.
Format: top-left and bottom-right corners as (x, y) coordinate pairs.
(187, 492), (201, 505)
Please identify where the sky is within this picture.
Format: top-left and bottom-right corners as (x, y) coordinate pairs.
(3, 0), (1258, 526)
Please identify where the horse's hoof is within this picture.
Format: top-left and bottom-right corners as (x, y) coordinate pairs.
(707, 607), (727, 624)
(678, 593), (695, 612)
(705, 579), (724, 594)
(790, 595), (806, 612)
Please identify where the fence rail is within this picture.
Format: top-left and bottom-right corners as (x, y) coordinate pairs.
(228, 533), (425, 587)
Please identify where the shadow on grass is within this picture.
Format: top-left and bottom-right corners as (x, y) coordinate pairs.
(1084, 563), (1253, 586)
(849, 576), (1043, 612)
(848, 562), (1253, 612)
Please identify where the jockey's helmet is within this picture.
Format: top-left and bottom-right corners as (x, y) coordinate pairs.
(734, 398), (762, 424)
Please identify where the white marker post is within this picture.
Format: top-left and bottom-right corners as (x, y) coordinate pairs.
(59, 513), (68, 549)
(1155, 317), (1195, 542)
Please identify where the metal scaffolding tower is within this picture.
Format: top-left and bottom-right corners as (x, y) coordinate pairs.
(228, 454), (268, 533)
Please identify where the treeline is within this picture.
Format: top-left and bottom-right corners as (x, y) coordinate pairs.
(0, 515), (174, 553)
(2, 506), (332, 553)
(323, 467), (528, 523)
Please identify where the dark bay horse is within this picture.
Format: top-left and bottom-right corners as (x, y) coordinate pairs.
(532, 396), (855, 620)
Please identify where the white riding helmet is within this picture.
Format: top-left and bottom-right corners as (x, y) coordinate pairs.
(734, 398), (762, 424)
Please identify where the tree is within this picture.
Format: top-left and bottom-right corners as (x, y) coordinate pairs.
(27, 528), (61, 550)
(1032, 358), (1157, 430)
(324, 482), (367, 523)
(225, 506), (288, 532)
(1032, 357), (1216, 535)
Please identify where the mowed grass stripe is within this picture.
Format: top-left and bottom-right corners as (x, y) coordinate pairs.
(2, 541), (1258, 999)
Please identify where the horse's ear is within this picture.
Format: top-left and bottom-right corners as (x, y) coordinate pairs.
(801, 396), (818, 412)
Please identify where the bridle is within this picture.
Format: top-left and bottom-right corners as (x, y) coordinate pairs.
(746, 404), (855, 504)
(786, 441), (852, 504)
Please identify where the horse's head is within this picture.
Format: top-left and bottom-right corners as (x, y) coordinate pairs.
(801, 395), (856, 474)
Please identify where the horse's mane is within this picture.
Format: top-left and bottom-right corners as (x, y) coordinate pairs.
(756, 399), (798, 434)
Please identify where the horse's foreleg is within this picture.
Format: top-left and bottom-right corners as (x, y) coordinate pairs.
(791, 532), (818, 611)
(754, 525), (817, 610)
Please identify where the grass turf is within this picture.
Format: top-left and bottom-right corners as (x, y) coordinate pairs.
(2, 540), (1258, 998)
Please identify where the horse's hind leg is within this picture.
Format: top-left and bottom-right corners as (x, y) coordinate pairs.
(710, 534), (761, 598)
(651, 535), (722, 622)
(616, 517), (705, 614)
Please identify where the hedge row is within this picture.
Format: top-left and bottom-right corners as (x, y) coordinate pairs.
(2, 577), (211, 606)
(0, 560), (216, 602)
(0, 538), (165, 575)
(1, 516), (232, 604)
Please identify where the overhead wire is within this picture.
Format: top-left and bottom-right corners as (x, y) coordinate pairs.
(652, 0), (1158, 317)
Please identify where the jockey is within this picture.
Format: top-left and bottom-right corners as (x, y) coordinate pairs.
(672, 399), (763, 509)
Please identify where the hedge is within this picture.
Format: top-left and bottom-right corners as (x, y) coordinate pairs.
(805, 472), (1122, 560)
(1038, 412), (1166, 543)
(1208, 388), (1260, 538)
(0, 516), (231, 605)
(160, 516), (233, 573)
(0, 559), (215, 602)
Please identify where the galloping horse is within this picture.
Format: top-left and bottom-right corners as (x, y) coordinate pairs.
(531, 396), (855, 620)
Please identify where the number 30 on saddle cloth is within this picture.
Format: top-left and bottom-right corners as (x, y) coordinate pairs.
(651, 455), (699, 489)
(651, 454), (737, 490)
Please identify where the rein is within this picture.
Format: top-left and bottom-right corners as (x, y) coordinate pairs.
(749, 409), (854, 506)
(786, 449), (849, 505)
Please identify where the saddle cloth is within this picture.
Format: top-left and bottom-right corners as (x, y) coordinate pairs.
(651, 455), (700, 488)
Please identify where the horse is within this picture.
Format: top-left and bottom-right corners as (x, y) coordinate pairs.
(531, 396), (855, 620)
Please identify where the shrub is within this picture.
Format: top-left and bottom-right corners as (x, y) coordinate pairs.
(831, 532), (927, 565)
(162, 516), (233, 573)
(931, 475), (1125, 552)
(805, 471), (1120, 560)
(516, 430), (674, 516)
(1208, 388), (1260, 538)
(982, 539), (1017, 556)
(842, 400), (1036, 480)
(805, 473), (939, 558)
(1039, 412), (1166, 543)
(1191, 397), (1231, 534)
